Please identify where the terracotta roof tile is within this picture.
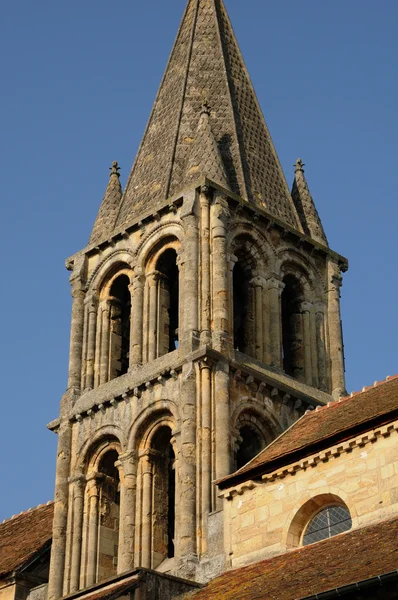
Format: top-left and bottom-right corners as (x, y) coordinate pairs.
(0, 502), (54, 576)
(187, 516), (398, 600)
(220, 375), (398, 487)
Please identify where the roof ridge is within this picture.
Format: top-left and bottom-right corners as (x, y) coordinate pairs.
(1, 500), (53, 525)
(307, 374), (398, 415)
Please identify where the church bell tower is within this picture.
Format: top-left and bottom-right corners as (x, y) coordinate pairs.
(48, 0), (348, 597)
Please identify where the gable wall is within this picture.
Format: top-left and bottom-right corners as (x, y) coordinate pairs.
(223, 419), (398, 569)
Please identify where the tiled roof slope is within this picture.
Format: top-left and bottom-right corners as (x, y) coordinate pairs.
(220, 375), (398, 487)
(0, 502), (54, 576)
(104, 0), (302, 239)
(186, 516), (398, 600)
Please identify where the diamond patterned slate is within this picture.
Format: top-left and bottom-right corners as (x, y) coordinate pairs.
(90, 0), (302, 243)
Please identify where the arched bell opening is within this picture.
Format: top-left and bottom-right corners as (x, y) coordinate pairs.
(232, 245), (257, 357)
(109, 275), (131, 380)
(151, 426), (176, 565)
(156, 249), (179, 355)
(236, 425), (266, 470)
(96, 449), (121, 582)
(281, 274), (305, 381)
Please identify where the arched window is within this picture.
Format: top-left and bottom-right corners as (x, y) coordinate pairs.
(156, 250), (179, 355)
(234, 412), (275, 470)
(96, 450), (120, 581)
(232, 246), (256, 357)
(303, 505), (352, 545)
(281, 275), (304, 380)
(150, 426), (176, 567)
(109, 274), (131, 380)
(236, 425), (265, 470)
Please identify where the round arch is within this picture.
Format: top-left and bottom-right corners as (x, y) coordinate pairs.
(86, 250), (135, 293)
(285, 492), (356, 549)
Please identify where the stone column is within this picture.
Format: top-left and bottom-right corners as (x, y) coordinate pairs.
(85, 295), (98, 391)
(328, 260), (347, 398)
(181, 210), (199, 352)
(178, 362), (197, 559)
(301, 302), (313, 386)
(48, 420), (72, 600)
(310, 305), (319, 388)
(315, 303), (328, 392)
(67, 280), (85, 390)
(200, 187), (211, 345)
(263, 278), (271, 365)
(228, 255), (237, 345)
(267, 277), (285, 369)
(116, 451), (137, 573)
(253, 276), (265, 362)
(199, 359), (212, 554)
(99, 300), (111, 385)
(129, 271), (145, 367)
(211, 195), (230, 351)
(147, 272), (159, 362)
(69, 477), (86, 593)
(86, 476), (101, 586)
(140, 452), (154, 569)
(214, 360), (230, 510)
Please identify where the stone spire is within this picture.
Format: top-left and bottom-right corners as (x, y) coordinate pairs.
(109, 0), (302, 235)
(291, 159), (328, 246)
(89, 162), (123, 245)
(185, 101), (230, 188)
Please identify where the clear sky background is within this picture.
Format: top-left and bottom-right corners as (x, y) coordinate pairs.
(0, 0), (397, 522)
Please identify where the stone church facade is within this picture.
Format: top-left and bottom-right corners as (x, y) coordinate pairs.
(1, 1), (397, 599)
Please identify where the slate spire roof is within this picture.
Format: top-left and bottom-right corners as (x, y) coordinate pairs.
(292, 158), (328, 246)
(90, 0), (306, 243)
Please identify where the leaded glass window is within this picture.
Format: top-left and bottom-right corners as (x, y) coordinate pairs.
(303, 506), (352, 545)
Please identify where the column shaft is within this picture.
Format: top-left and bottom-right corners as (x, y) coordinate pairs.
(310, 306), (319, 387)
(214, 361), (230, 510)
(117, 453), (137, 573)
(99, 302), (110, 385)
(328, 260), (347, 398)
(141, 456), (153, 569)
(211, 196), (230, 351)
(85, 297), (98, 390)
(200, 189), (211, 344)
(316, 304), (328, 392)
(200, 362), (212, 553)
(129, 274), (144, 366)
(48, 421), (72, 600)
(301, 303), (313, 386)
(86, 479), (100, 586)
(67, 284), (85, 390)
(69, 479), (85, 593)
(254, 278), (264, 362)
(268, 278), (284, 369)
(147, 273), (158, 362)
(181, 212), (199, 350)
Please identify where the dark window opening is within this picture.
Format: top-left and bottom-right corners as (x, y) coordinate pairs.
(109, 275), (131, 378)
(233, 258), (254, 356)
(282, 275), (303, 379)
(157, 250), (179, 355)
(236, 425), (266, 470)
(97, 449), (120, 581)
(151, 426), (176, 564)
(303, 506), (352, 546)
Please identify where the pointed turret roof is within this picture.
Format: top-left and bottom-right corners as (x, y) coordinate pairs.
(90, 0), (301, 239)
(185, 102), (230, 188)
(90, 162), (123, 245)
(291, 159), (328, 246)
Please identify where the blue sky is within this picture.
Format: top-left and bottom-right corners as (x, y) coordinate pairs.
(0, 0), (397, 521)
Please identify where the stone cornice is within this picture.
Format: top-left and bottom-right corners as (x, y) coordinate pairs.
(61, 345), (328, 426)
(65, 178), (348, 275)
